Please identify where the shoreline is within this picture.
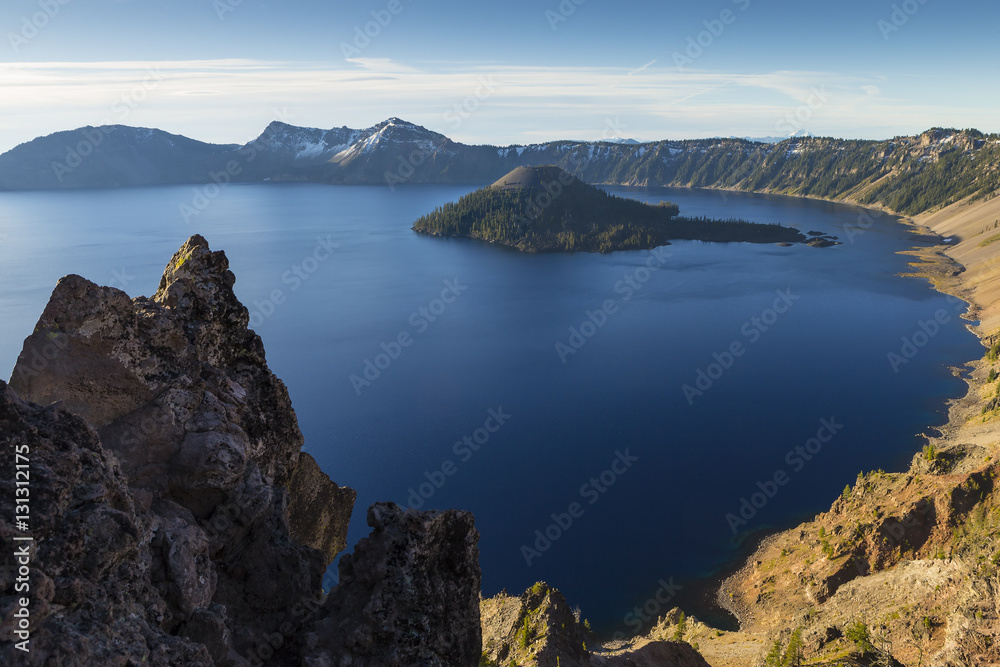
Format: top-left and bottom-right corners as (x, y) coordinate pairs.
(690, 187), (987, 628)
(524, 183), (985, 645)
(701, 192), (999, 658)
(590, 186), (985, 644)
(675, 527), (794, 631)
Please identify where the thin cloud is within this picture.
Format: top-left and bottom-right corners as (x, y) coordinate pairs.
(628, 60), (657, 76)
(0, 59), (994, 153)
(344, 58), (422, 73)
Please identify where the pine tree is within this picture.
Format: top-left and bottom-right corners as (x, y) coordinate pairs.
(782, 628), (803, 666)
(763, 639), (784, 667)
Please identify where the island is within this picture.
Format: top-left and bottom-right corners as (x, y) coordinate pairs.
(411, 165), (809, 252)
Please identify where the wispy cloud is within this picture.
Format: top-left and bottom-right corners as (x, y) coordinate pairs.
(0, 59), (994, 153)
(344, 57), (421, 73)
(628, 60), (657, 76)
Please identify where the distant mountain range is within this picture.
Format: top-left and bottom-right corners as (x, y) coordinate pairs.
(737, 130), (814, 144)
(1, 119), (998, 216)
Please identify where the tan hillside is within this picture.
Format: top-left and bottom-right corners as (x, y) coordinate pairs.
(687, 196), (1000, 666)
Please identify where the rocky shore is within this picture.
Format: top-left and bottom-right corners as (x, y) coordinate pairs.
(677, 197), (1000, 666)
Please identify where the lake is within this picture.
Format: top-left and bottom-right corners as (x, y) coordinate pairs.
(0, 182), (980, 634)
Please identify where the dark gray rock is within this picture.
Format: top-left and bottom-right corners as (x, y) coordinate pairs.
(0, 381), (214, 666)
(303, 502), (482, 667)
(3, 236), (358, 664)
(1, 236), (488, 665)
(288, 452), (357, 563)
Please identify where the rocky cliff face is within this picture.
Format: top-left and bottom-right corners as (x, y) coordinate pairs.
(300, 502), (482, 666)
(0, 378), (217, 665)
(481, 583), (711, 667)
(710, 443), (1000, 666)
(0, 236), (483, 666)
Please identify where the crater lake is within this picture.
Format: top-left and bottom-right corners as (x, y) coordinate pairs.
(0, 182), (980, 633)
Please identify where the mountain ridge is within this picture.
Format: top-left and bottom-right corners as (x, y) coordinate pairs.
(3, 120), (998, 220)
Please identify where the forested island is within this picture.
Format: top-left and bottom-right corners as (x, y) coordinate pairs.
(411, 166), (807, 252)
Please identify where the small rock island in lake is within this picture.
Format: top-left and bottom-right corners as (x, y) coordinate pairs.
(412, 165), (809, 252)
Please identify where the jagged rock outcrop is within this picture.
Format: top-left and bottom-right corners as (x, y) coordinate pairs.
(0, 380), (214, 665)
(287, 452), (356, 563)
(592, 643), (714, 667)
(481, 584), (710, 667)
(481, 582), (592, 667)
(2, 236), (357, 663)
(715, 453), (1000, 665)
(300, 502), (482, 667)
(0, 235), (491, 665)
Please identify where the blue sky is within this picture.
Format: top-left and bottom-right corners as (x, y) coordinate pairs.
(1, 0), (997, 152)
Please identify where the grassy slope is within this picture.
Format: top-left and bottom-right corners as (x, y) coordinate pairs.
(684, 199), (1000, 666)
(549, 145), (1000, 665)
(455, 135), (1000, 664)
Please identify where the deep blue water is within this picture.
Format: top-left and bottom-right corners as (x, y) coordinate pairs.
(0, 183), (980, 634)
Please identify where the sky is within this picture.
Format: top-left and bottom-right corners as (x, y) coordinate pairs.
(0, 0), (998, 153)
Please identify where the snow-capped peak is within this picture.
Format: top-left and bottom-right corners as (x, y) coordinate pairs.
(247, 118), (450, 165)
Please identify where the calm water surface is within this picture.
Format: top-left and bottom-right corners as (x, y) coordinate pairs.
(0, 183), (980, 633)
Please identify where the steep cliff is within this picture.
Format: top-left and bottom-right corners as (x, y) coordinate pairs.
(0, 236), (483, 666)
(681, 200), (1000, 666)
(480, 583), (712, 667)
(4, 121), (999, 221)
(301, 502), (482, 666)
